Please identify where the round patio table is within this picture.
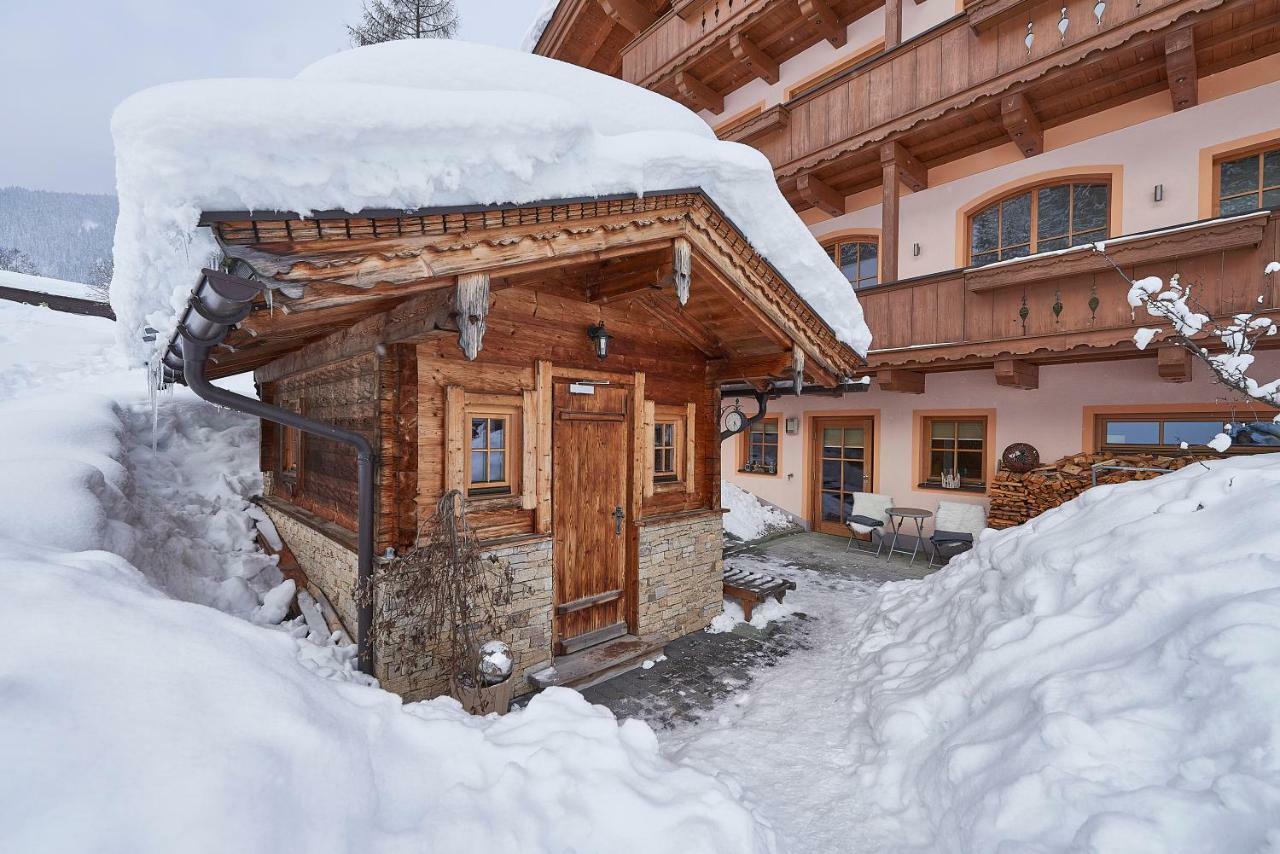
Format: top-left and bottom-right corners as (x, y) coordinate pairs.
(885, 507), (932, 566)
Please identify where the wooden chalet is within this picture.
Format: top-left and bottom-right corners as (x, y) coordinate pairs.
(199, 191), (860, 698)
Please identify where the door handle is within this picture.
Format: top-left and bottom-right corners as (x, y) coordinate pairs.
(612, 506), (625, 536)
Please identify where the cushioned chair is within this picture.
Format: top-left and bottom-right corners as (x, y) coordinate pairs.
(846, 492), (895, 555)
(929, 500), (987, 567)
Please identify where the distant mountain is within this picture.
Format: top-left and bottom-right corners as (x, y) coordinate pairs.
(0, 186), (117, 284)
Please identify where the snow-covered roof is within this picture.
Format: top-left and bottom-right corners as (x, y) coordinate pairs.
(0, 269), (101, 302)
(110, 39), (871, 363)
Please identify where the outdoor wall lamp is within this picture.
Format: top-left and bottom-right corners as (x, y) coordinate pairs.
(587, 323), (613, 360)
(1153, 184), (1164, 203)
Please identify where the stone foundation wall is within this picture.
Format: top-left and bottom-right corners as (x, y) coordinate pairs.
(637, 512), (724, 641)
(261, 502), (360, 634)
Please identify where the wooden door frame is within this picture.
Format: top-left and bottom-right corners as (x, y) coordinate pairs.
(809, 414), (877, 535)
(548, 365), (643, 654)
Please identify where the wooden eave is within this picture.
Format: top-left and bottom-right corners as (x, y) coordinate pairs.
(199, 191), (862, 382)
(533, 0), (671, 75)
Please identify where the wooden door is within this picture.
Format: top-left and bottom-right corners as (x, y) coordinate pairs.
(552, 380), (631, 655)
(811, 418), (874, 536)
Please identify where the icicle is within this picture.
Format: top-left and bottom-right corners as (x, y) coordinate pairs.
(266, 286), (273, 316)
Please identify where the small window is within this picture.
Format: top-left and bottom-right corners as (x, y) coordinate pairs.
(969, 181), (1110, 266)
(279, 396), (303, 482)
(740, 418), (780, 475)
(468, 405), (521, 497)
(923, 417), (986, 488)
(1217, 145), (1280, 215)
(654, 420), (680, 482)
(826, 239), (878, 289)
(1098, 413), (1280, 452)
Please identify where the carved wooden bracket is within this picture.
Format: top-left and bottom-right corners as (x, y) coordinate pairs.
(994, 357), (1039, 389)
(597, 0), (656, 34)
(673, 236), (692, 305)
(1157, 345), (1193, 382)
(455, 272), (489, 360)
(797, 173), (845, 217)
(880, 141), (928, 192)
(798, 0), (847, 48)
(877, 367), (925, 393)
(791, 347), (805, 395)
(718, 104), (791, 145)
(1165, 26), (1198, 111)
(729, 33), (779, 85)
(675, 71), (723, 113)
(1001, 92), (1043, 158)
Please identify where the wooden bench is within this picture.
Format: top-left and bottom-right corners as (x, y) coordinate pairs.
(722, 567), (797, 621)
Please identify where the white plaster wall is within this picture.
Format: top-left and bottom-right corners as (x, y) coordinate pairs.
(722, 350), (1280, 532)
(809, 58), (1280, 280)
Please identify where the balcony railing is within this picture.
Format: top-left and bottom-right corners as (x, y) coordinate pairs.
(857, 211), (1278, 363)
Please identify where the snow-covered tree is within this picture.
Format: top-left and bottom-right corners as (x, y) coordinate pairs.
(85, 256), (113, 301)
(0, 246), (40, 276)
(1100, 248), (1280, 451)
(348, 0), (457, 46)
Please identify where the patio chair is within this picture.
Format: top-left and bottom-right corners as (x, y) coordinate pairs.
(846, 492), (895, 556)
(929, 500), (987, 567)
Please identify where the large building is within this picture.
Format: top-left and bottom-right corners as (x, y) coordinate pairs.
(536, 0), (1280, 533)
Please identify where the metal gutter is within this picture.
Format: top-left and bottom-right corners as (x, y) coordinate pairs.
(171, 268), (377, 675)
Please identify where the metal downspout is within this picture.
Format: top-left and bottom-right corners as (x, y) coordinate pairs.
(170, 269), (377, 675)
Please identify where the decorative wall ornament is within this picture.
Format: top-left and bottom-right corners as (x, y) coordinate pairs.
(1089, 283), (1100, 324)
(1058, 7), (1069, 42)
(1019, 290), (1030, 335)
(1052, 289), (1064, 323)
(1001, 442), (1041, 473)
(939, 469), (962, 489)
(1093, 0), (1106, 24)
(1024, 22), (1035, 53)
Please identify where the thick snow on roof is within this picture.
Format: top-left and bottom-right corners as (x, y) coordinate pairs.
(522, 0), (561, 51)
(0, 269), (100, 301)
(110, 39), (871, 363)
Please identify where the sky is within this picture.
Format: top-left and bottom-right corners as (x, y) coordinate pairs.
(0, 0), (548, 196)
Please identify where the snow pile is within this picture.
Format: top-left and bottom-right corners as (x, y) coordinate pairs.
(0, 268), (102, 301)
(0, 301), (776, 853)
(110, 39), (871, 361)
(708, 596), (797, 633)
(522, 0), (561, 51)
(837, 454), (1280, 852)
(722, 481), (793, 541)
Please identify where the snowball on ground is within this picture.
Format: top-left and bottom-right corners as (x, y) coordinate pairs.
(109, 39), (871, 364)
(833, 454), (1280, 852)
(0, 269), (102, 301)
(722, 482), (792, 541)
(707, 596), (797, 633)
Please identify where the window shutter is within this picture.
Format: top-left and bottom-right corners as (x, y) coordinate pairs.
(685, 402), (697, 494)
(444, 385), (466, 496)
(521, 389), (537, 510)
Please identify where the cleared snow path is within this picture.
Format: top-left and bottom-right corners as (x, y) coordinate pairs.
(660, 551), (898, 854)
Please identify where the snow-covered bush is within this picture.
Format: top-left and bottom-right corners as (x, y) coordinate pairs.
(836, 454), (1280, 852)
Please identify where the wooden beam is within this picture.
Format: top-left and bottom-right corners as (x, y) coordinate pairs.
(803, 352), (839, 388)
(791, 347), (805, 395)
(707, 352), (792, 383)
(638, 295), (723, 357)
(877, 367), (925, 393)
(798, 0), (847, 48)
(885, 0), (902, 49)
(1000, 92), (1043, 158)
(534, 360), (553, 533)
(1157, 346), (1193, 382)
(675, 71), (723, 114)
(597, 0), (656, 33)
(729, 33), (779, 85)
(673, 236), (692, 305)
(1165, 26), (1198, 111)
(880, 141), (927, 193)
(587, 269), (668, 303)
(455, 272), (489, 360)
(797, 173), (845, 217)
(994, 358), (1039, 389)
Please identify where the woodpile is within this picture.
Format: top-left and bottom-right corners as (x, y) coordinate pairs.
(988, 451), (1223, 528)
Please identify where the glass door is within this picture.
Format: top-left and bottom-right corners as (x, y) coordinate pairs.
(812, 418), (874, 536)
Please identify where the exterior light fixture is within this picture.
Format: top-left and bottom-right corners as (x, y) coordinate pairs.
(1153, 184), (1164, 202)
(913, 242), (921, 257)
(587, 323), (612, 360)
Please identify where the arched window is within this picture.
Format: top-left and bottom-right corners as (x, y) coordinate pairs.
(968, 180), (1110, 267)
(825, 238), (878, 289)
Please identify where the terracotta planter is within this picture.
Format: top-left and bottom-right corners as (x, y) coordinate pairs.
(450, 674), (516, 715)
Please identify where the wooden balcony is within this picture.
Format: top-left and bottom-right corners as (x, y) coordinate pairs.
(621, 0), (884, 106)
(857, 211), (1280, 377)
(755, 0), (1280, 209)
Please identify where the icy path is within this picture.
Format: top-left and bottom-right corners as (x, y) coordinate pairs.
(659, 553), (895, 854)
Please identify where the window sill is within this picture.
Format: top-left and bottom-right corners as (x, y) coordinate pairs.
(653, 480), (685, 493)
(737, 469), (780, 477)
(917, 482), (987, 494)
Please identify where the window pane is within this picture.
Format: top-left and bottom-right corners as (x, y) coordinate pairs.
(1220, 194), (1259, 215)
(931, 420), (955, 439)
(1220, 154), (1260, 197)
(971, 205), (999, 253)
(1264, 149), (1280, 188)
(471, 418), (487, 449)
(763, 421), (778, 435)
(489, 418), (504, 449)
(822, 460), (840, 490)
(1038, 236), (1069, 253)
(1071, 229), (1107, 247)
(821, 491), (842, 522)
(858, 243), (877, 285)
(972, 251), (999, 267)
(841, 492), (855, 523)
(1263, 187), (1280, 210)
(838, 243), (860, 283)
(823, 427), (841, 448)
(1000, 244), (1032, 262)
(489, 450), (505, 481)
(956, 451), (984, 482)
(1105, 421), (1159, 445)
(957, 420), (984, 440)
(1164, 420), (1222, 446)
(1001, 192), (1032, 247)
(843, 427), (864, 446)
(470, 451), (486, 482)
(1037, 185), (1070, 240)
(1072, 184), (1109, 232)
(843, 461), (864, 490)
(929, 450), (950, 479)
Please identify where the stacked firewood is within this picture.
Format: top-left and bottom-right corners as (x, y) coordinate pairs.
(988, 451), (1222, 528)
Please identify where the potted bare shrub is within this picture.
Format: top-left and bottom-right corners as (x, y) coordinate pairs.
(361, 490), (516, 714)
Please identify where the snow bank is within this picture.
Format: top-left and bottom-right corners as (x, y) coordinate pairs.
(0, 269), (101, 301)
(722, 481), (793, 541)
(522, 0), (561, 51)
(110, 39), (870, 362)
(839, 454), (1280, 852)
